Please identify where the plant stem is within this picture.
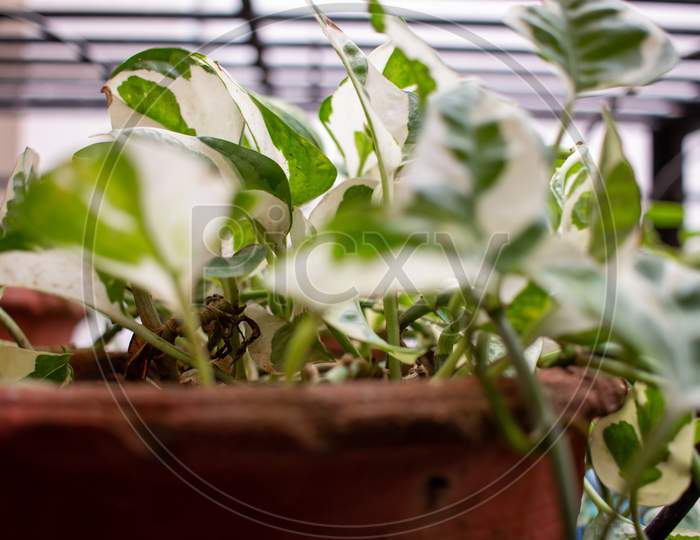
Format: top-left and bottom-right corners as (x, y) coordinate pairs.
(474, 334), (531, 453)
(383, 294), (402, 380)
(552, 99), (575, 154)
(240, 289), (267, 302)
(284, 313), (319, 383)
(584, 478), (632, 523)
(107, 310), (191, 366)
(132, 287), (161, 330)
(0, 306), (32, 349)
(489, 306), (579, 540)
(574, 354), (667, 387)
(175, 286), (214, 386)
(630, 491), (649, 540)
(91, 323), (122, 349)
(433, 332), (469, 380)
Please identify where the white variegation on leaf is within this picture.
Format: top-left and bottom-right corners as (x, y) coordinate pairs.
(0, 250), (118, 317)
(105, 128), (292, 235)
(11, 135), (233, 313)
(506, 0), (679, 96)
(403, 79), (550, 238)
(590, 383), (694, 506)
(267, 239), (491, 311)
(308, 178), (378, 229)
(244, 304), (286, 373)
(368, 0), (460, 100)
(311, 4), (408, 182)
(104, 48), (336, 206)
(1, 147), (39, 224)
(323, 300), (423, 364)
(0, 343), (73, 384)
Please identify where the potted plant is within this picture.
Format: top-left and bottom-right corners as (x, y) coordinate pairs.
(0, 1), (697, 538)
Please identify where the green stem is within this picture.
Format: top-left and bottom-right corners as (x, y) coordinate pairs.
(107, 310), (191, 365)
(284, 313), (319, 383)
(174, 286), (213, 386)
(326, 324), (362, 359)
(433, 332), (469, 380)
(132, 287), (161, 330)
(630, 491), (649, 540)
(552, 99), (575, 154)
(475, 334), (531, 453)
(0, 306), (32, 349)
(575, 355), (667, 387)
(91, 323), (122, 349)
(692, 451), (700, 491)
(584, 478), (632, 523)
(383, 294), (401, 380)
(489, 306), (579, 540)
(240, 289), (267, 302)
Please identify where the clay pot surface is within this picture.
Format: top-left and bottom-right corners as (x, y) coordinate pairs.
(0, 287), (84, 346)
(0, 367), (625, 539)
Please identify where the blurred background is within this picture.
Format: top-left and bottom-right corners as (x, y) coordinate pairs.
(0, 0), (699, 245)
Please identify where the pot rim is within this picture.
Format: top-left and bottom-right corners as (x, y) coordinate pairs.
(0, 367), (625, 452)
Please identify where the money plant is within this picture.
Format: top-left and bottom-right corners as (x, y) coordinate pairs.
(0, 0), (698, 538)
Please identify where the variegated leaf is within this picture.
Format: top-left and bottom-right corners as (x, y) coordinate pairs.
(506, 0), (679, 95)
(0, 343), (72, 384)
(104, 48), (336, 205)
(590, 383), (694, 506)
(402, 79), (550, 239)
(323, 300), (423, 364)
(368, 0), (460, 103)
(7, 135), (233, 313)
(311, 3), (408, 182)
(308, 178), (378, 229)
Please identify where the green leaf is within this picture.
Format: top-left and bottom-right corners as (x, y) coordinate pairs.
(0, 345), (72, 384)
(403, 79), (550, 239)
(105, 48), (336, 206)
(310, 6), (409, 180)
(590, 383), (694, 505)
(646, 201), (684, 229)
(104, 48), (244, 140)
(368, 1), (459, 104)
(258, 96), (325, 150)
(0, 147), (40, 250)
(248, 94), (336, 205)
(203, 244), (267, 280)
(506, 281), (553, 341)
(8, 135), (233, 313)
(506, 0), (678, 95)
(323, 300), (423, 364)
(116, 76), (195, 135)
(588, 110), (642, 262)
(29, 352), (73, 384)
(270, 318), (331, 372)
(308, 178), (378, 229)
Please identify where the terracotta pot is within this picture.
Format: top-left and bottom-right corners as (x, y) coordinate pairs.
(0, 288), (84, 346)
(0, 368), (625, 539)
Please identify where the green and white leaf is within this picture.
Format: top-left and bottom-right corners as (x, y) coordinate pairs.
(402, 79), (550, 238)
(588, 110), (642, 262)
(323, 300), (423, 364)
(8, 135), (233, 312)
(103, 48), (244, 139)
(203, 244), (267, 281)
(550, 112), (642, 262)
(311, 4), (409, 181)
(0, 344), (72, 384)
(105, 48), (336, 206)
(106, 127), (292, 234)
(267, 212), (492, 309)
(244, 303), (287, 373)
(590, 383), (694, 506)
(0, 249), (118, 317)
(368, 0), (460, 103)
(308, 178), (378, 229)
(530, 248), (700, 404)
(506, 0), (679, 96)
